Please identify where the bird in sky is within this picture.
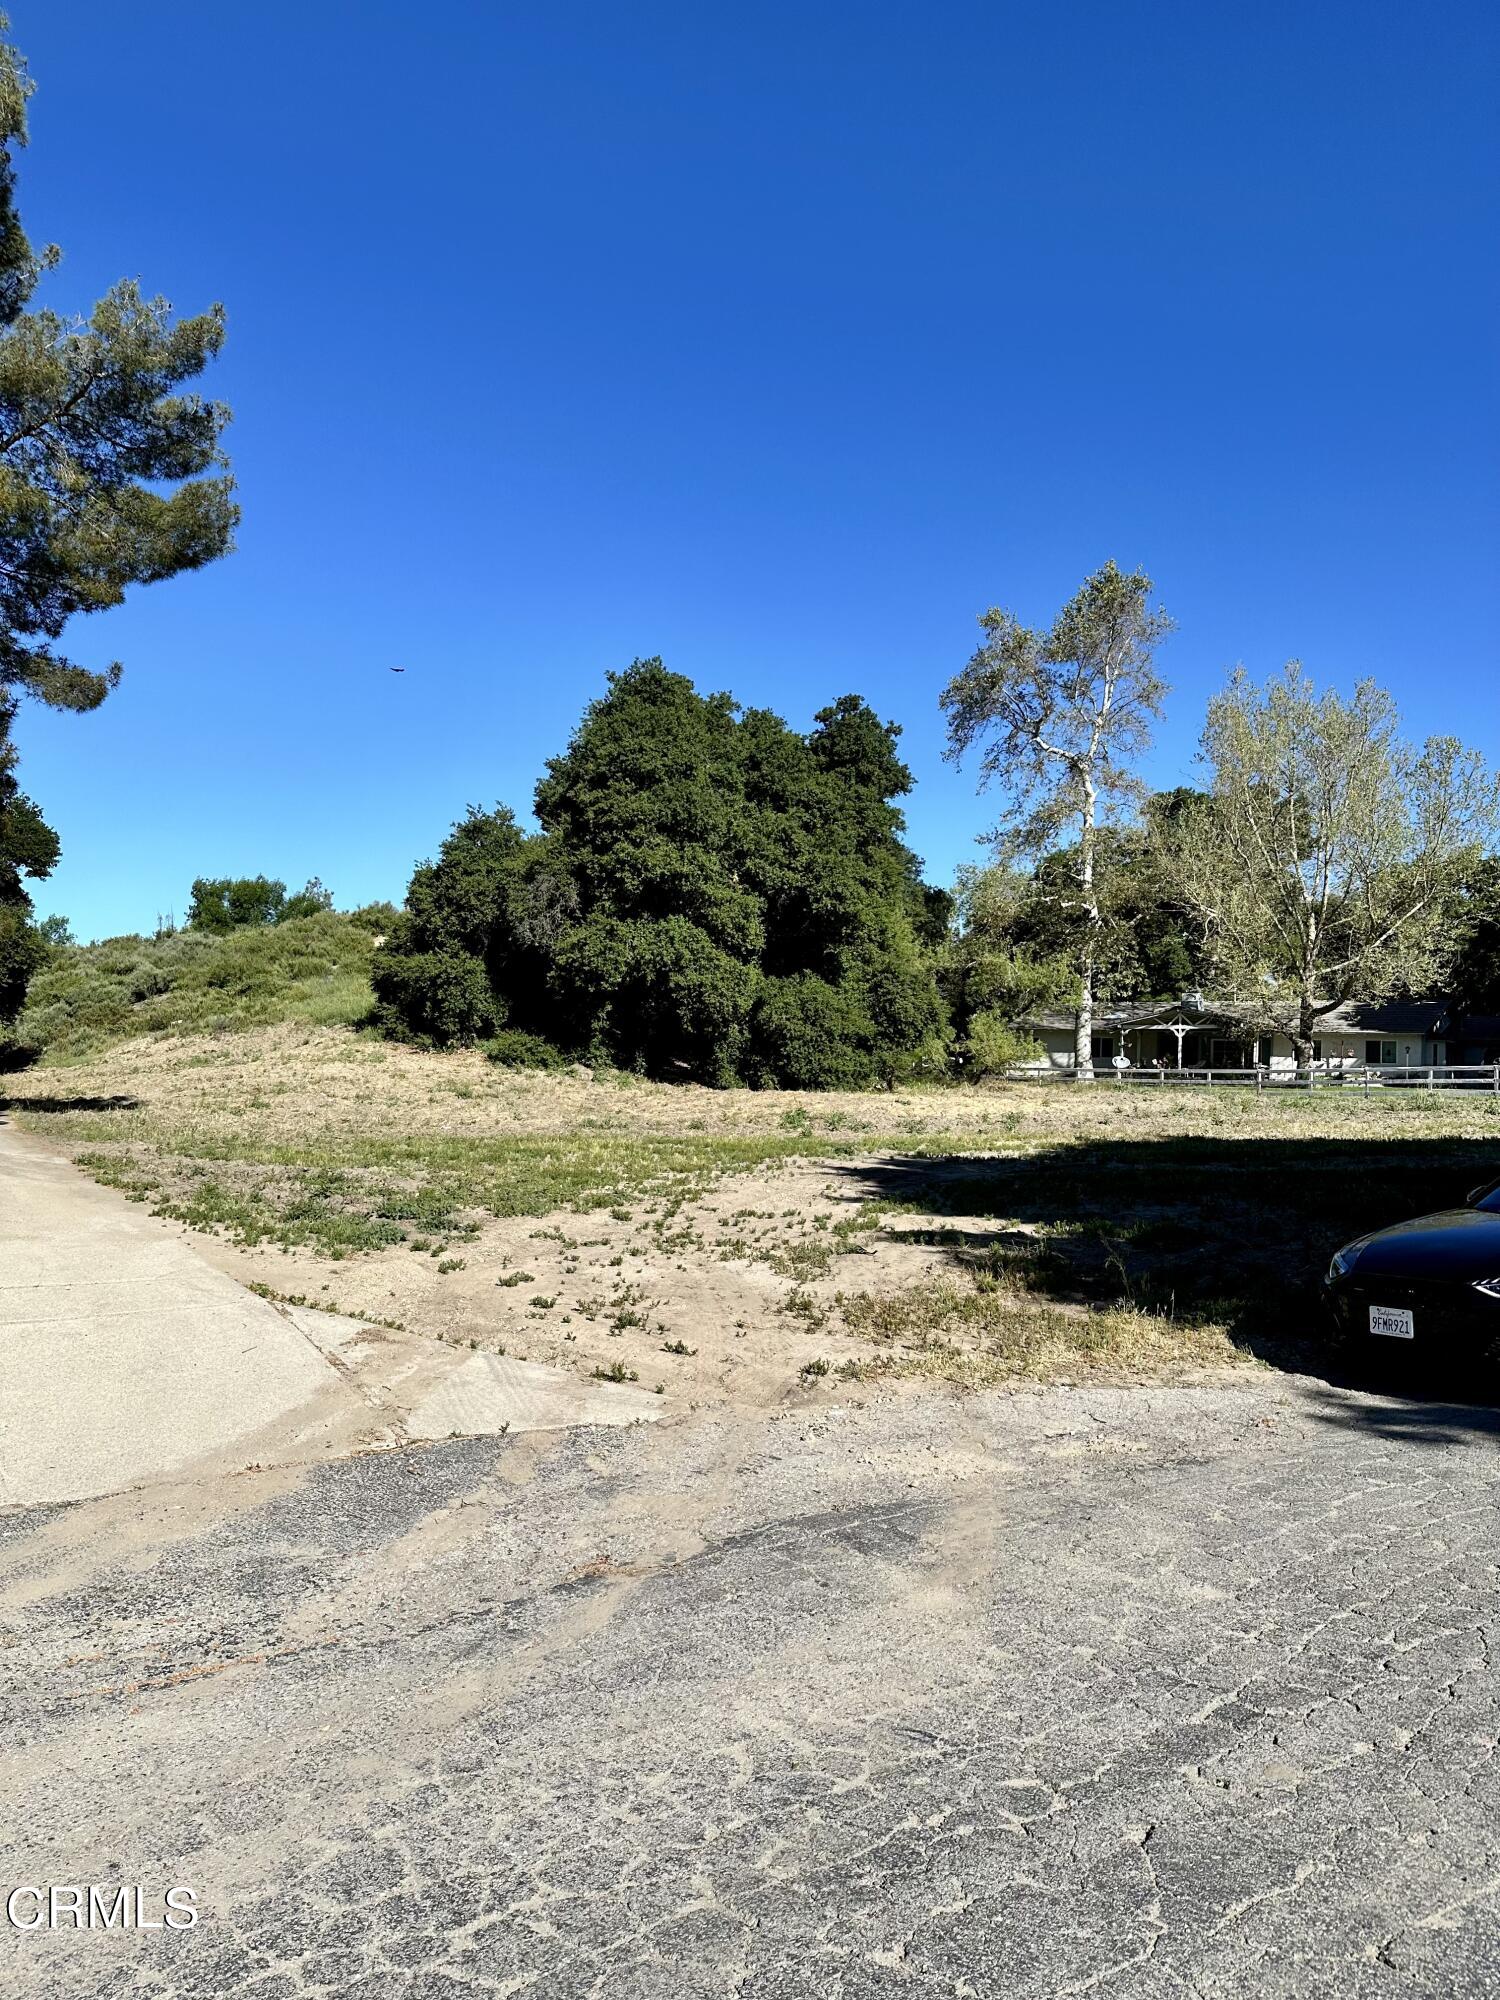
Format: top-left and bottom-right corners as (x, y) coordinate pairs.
(390, 667), (405, 674)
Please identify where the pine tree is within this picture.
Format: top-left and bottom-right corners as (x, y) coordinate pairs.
(0, 19), (236, 1023)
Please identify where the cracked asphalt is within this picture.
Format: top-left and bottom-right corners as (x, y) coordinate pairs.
(3, 1373), (1498, 1998)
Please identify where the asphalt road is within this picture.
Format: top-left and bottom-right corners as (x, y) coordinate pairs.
(3, 1369), (1499, 1998)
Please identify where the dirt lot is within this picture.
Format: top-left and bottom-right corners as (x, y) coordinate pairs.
(9, 1023), (1500, 1409)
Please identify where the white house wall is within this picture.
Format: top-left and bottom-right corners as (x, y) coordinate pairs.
(1011, 1027), (1447, 1074)
(1265, 1035), (1443, 1071)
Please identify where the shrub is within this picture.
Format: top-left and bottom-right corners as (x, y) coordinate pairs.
(749, 975), (878, 1091)
(883, 1029), (955, 1085)
(484, 1028), (569, 1071)
(17, 911), (378, 1060)
(370, 941), (501, 1047)
(962, 1010), (1043, 1078)
(346, 901), (402, 934)
(864, 944), (950, 1082)
(126, 961), (173, 1002)
(553, 915), (757, 1086)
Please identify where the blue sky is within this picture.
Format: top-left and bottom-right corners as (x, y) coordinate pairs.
(15, 1), (1499, 940)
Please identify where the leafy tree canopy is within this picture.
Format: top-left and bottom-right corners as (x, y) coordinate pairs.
(1446, 855), (1500, 1017)
(1008, 801), (1213, 1004)
(280, 876), (335, 923)
(187, 875), (332, 933)
(940, 560), (1171, 1074)
(375, 660), (949, 1086)
(941, 788), (1214, 1046)
(1161, 664), (1499, 1059)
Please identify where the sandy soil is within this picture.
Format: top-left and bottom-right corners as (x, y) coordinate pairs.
(12, 1022), (1497, 1410)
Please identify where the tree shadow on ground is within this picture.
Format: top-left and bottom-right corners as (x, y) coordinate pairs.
(0, 1094), (140, 1116)
(1294, 1382), (1500, 1448)
(825, 1135), (1500, 1433)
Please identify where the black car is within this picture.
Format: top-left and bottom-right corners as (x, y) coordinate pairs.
(1323, 1175), (1500, 1353)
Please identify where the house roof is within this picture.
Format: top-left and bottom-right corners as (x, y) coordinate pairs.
(1313, 1000), (1447, 1036)
(1018, 1004), (1185, 1034)
(1017, 1002), (1251, 1035)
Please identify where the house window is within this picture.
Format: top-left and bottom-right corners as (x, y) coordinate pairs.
(1090, 1035), (1115, 1063)
(1365, 1039), (1397, 1065)
(1311, 1040), (1322, 1061)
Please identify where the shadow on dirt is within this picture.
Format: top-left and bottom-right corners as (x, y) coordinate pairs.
(825, 1135), (1500, 1429)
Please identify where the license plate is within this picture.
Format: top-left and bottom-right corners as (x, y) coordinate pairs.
(1369, 1306), (1415, 1340)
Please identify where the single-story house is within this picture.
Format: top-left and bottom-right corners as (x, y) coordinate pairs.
(1012, 996), (1457, 1073)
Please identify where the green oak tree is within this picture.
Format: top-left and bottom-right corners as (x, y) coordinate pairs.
(0, 20), (236, 1025)
(375, 661), (949, 1086)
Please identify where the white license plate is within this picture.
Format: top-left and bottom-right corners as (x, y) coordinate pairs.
(1369, 1306), (1415, 1340)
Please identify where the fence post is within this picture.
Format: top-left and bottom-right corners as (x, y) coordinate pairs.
(1428, 1067), (1435, 1095)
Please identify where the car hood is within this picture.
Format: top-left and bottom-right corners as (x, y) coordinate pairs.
(1348, 1208), (1500, 1280)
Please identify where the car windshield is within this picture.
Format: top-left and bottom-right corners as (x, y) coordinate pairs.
(1477, 1183), (1500, 1214)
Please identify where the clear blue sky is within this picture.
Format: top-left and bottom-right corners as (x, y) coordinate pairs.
(16, 1), (1499, 941)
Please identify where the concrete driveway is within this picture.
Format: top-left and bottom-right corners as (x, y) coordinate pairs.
(4, 1361), (1499, 1997)
(0, 1121), (660, 1508)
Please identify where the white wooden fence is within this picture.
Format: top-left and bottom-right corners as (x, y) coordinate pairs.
(1000, 1064), (1500, 1093)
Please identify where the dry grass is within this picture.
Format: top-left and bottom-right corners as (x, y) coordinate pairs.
(8, 1022), (1499, 1405)
(18, 1018), (1500, 1146)
(793, 1281), (1241, 1389)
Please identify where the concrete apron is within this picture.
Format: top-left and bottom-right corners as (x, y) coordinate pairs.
(0, 1122), (661, 1510)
